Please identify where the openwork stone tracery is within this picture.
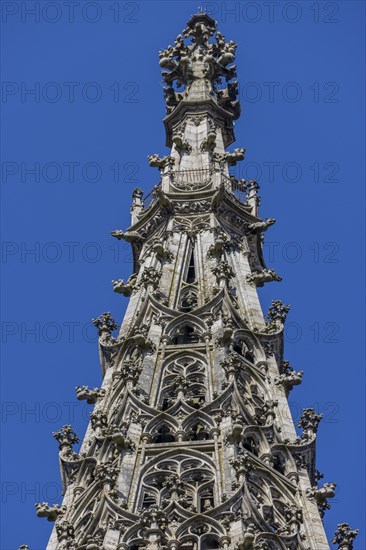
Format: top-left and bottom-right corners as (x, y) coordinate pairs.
(36, 12), (357, 550)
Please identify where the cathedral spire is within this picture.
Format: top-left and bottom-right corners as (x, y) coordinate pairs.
(34, 13), (357, 550)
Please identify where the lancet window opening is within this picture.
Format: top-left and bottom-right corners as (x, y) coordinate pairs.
(136, 456), (216, 513)
(156, 357), (208, 409)
(172, 323), (201, 345)
(176, 239), (200, 312)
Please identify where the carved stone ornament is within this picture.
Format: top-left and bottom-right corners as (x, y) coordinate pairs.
(162, 474), (186, 498)
(307, 482), (336, 517)
(55, 519), (75, 542)
(93, 459), (119, 486)
(221, 317), (235, 345)
(235, 523), (256, 549)
(277, 503), (303, 535)
(139, 267), (162, 290)
(90, 410), (108, 431)
(118, 358), (142, 385)
(112, 273), (137, 296)
(231, 452), (254, 479)
(75, 385), (105, 404)
(172, 133), (192, 155)
(130, 323), (155, 351)
(174, 200), (211, 213)
(148, 154), (175, 171)
(247, 218), (276, 234)
(220, 352), (242, 379)
(53, 425), (79, 450)
(35, 502), (66, 522)
(267, 300), (291, 323)
(258, 399), (278, 425)
(92, 312), (118, 344)
(207, 233), (228, 258)
(139, 507), (168, 531)
(159, 13), (240, 119)
(110, 229), (142, 242)
(332, 523), (359, 549)
(275, 370), (303, 393)
(298, 408), (323, 440)
(246, 269), (282, 287)
(200, 122), (217, 153)
(212, 260), (235, 284)
(214, 148), (245, 166)
(152, 240), (173, 262)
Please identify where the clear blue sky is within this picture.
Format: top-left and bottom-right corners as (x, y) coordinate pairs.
(1, 1), (365, 548)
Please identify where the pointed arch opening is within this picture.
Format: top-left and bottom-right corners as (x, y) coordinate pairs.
(186, 421), (210, 441)
(156, 355), (208, 410)
(242, 435), (259, 456)
(185, 245), (196, 284)
(152, 424), (176, 443)
(135, 451), (217, 513)
(233, 339), (255, 363)
(172, 323), (200, 344)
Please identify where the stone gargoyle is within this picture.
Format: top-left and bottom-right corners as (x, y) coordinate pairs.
(35, 502), (66, 522)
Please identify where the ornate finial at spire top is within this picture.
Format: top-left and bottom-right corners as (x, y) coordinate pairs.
(160, 12), (239, 121)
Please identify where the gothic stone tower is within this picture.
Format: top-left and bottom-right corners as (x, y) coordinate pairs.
(36, 12), (359, 550)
